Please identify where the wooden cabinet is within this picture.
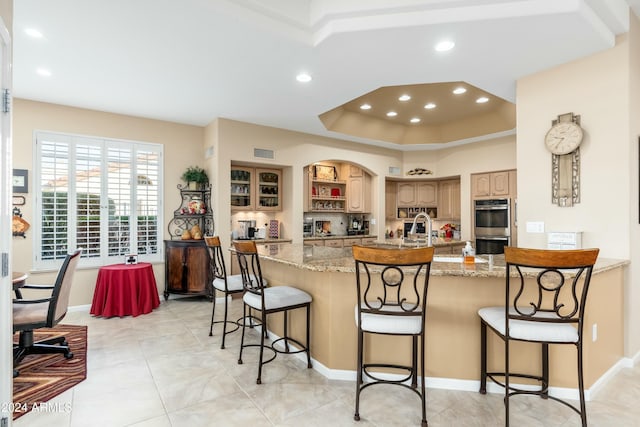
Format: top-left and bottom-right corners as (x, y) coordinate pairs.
(325, 239), (344, 248)
(346, 167), (371, 213)
(434, 242), (466, 255)
(438, 180), (461, 220)
(397, 182), (437, 207)
(385, 181), (397, 219)
(471, 170), (512, 198)
(164, 240), (212, 300)
(231, 166), (282, 211)
(304, 239), (325, 246)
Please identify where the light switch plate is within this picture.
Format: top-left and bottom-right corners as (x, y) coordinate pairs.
(526, 221), (545, 233)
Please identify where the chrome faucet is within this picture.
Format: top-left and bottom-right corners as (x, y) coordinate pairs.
(409, 212), (432, 247)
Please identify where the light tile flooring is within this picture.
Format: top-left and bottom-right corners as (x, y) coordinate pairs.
(14, 297), (640, 427)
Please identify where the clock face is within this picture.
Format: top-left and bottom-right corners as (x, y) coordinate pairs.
(12, 176), (24, 186)
(544, 122), (583, 155)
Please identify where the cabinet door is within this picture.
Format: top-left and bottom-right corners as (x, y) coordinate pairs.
(471, 173), (491, 198)
(165, 242), (209, 294)
(490, 171), (510, 196)
(397, 183), (416, 206)
(256, 168), (282, 211)
(385, 181), (397, 219)
(438, 180), (461, 220)
(416, 182), (437, 206)
(347, 176), (364, 212)
(231, 166), (254, 210)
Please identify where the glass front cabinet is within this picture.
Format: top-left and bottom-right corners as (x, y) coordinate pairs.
(231, 166), (281, 211)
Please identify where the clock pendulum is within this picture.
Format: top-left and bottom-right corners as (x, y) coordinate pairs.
(544, 113), (583, 207)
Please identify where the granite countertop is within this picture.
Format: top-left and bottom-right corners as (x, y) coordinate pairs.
(255, 242), (628, 278)
(304, 234), (377, 240)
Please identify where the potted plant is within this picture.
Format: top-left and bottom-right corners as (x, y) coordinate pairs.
(181, 166), (209, 190)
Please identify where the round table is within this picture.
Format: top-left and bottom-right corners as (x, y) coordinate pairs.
(90, 262), (160, 317)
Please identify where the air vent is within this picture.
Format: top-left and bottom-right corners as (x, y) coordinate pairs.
(389, 166), (401, 175)
(254, 148), (274, 159)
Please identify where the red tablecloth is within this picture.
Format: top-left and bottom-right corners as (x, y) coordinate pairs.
(90, 262), (160, 317)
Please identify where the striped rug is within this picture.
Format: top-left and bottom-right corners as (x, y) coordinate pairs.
(12, 324), (87, 420)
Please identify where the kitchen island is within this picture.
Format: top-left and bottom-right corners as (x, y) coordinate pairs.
(253, 242), (627, 394)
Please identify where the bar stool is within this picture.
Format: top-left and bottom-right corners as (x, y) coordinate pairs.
(478, 247), (599, 427)
(233, 240), (312, 384)
(352, 244), (434, 427)
(206, 236), (267, 349)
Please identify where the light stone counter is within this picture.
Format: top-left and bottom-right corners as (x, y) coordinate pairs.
(255, 242), (627, 277)
(253, 242), (627, 392)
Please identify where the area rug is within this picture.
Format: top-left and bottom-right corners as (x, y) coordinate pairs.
(12, 324), (87, 420)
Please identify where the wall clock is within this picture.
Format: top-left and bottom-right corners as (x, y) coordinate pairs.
(545, 113), (582, 207)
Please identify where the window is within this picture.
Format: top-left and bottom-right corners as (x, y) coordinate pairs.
(34, 131), (163, 269)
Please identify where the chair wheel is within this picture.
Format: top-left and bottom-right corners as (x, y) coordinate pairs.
(64, 352), (74, 359)
(354, 414), (360, 421)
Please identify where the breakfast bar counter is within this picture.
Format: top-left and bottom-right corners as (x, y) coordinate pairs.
(254, 242), (627, 392)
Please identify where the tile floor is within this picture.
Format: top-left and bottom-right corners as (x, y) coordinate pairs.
(14, 297), (640, 427)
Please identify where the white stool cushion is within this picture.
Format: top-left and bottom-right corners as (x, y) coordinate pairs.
(355, 304), (423, 335)
(478, 306), (578, 343)
(213, 275), (266, 292)
(243, 286), (311, 311)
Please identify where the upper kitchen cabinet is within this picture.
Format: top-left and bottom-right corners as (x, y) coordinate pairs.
(438, 179), (461, 220)
(471, 170), (515, 199)
(304, 164), (346, 213)
(385, 181), (397, 219)
(231, 166), (282, 211)
(345, 165), (371, 213)
(397, 182), (437, 207)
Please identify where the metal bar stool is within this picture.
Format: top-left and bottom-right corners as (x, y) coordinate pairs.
(478, 246), (599, 427)
(233, 240), (312, 384)
(352, 244), (434, 427)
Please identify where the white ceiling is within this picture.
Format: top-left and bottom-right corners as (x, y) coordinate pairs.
(12, 0), (640, 150)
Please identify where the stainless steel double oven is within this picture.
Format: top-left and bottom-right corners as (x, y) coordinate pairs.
(474, 198), (510, 254)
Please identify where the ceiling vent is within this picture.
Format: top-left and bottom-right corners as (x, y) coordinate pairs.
(389, 166), (401, 175)
(254, 148), (274, 159)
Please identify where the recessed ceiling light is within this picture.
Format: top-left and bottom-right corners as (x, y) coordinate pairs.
(386, 111), (398, 117)
(476, 96), (489, 103)
(453, 87), (467, 94)
(398, 94), (411, 101)
(424, 103), (436, 110)
(360, 103), (372, 110)
(410, 118), (421, 123)
(435, 40), (455, 52)
(296, 72), (312, 83)
(25, 28), (43, 38)
(36, 68), (51, 77)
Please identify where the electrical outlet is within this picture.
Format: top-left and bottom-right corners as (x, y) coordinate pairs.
(370, 218), (376, 225)
(592, 324), (598, 342)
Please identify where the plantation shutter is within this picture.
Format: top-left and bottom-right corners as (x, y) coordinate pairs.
(35, 131), (163, 269)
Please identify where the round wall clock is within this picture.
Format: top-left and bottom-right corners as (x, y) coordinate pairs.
(544, 121), (583, 155)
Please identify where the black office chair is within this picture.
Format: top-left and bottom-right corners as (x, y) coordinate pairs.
(352, 244), (434, 427)
(478, 246), (599, 427)
(13, 249), (82, 377)
(233, 240), (312, 384)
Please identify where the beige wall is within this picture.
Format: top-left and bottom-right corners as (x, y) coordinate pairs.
(12, 99), (204, 306)
(517, 18), (639, 358)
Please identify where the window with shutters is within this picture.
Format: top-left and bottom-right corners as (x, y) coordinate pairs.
(34, 131), (163, 269)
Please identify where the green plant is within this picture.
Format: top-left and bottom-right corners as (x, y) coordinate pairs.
(181, 166), (209, 185)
